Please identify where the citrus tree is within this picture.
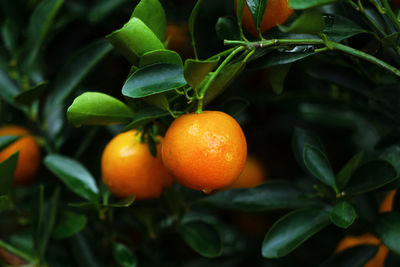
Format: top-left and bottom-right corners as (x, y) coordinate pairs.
(1, 0), (400, 266)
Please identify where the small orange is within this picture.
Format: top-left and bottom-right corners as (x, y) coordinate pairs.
(101, 130), (173, 200)
(236, 0), (294, 37)
(161, 111), (247, 192)
(0, 125), (40, 185)
(379, 190), (396, 213)
(335, 233), (389, 267)
(224, 156), (266, 189)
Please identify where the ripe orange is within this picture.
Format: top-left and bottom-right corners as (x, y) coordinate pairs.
(161, 111), (247, 192)
(224, 155), (266, 189)
(236, 0), (294, 37)
(335, 233), (389, 267)
(0, 125), (40, 185)
(379, 190), (396, 213)
(101, 130), (173, 200)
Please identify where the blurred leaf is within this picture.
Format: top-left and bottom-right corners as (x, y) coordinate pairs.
(103, 195), (135, 208)
(0, 152), (19, 195)
(88, 0), (128, 23)
(245, 0), (267, 33)
(336, 151), (364, 190)
(124, 107), (169, 131)
(179, 221), (222, 258)
(330, 201), (357, 229)
(67, 92), (134, 127)
(267, 63), (291, 94)
(1, 19), (18, 53)
(220, 97), (249, 119)
(0, 195), (12, 213)
(188, 0), (204, 58)
(0, 240), (35, 263)
(44, 154), (99, 202)
(69, 233), (102, 267)
(376, 212), (400, 255)
(52, 212), (87, 239)
(288, 0), (339, 9)
(345, 160), (397, 196)
(323, 14), (368, 42)
(303, 144), (336, 188)
(139, 49), (183, 67)
(131, 0), (166, 41)
(320, 245), (379, 267)
(113, 242), (137, 267)
(184, 58), (219, 89)
(292, 127), (325, 171)
(0, 69), (20, 104)
(236, 0), (245, 26)
(13, 82), (47, 105)
(381, 33), (399, 48)
(262, 208), (330, 258)
(279, 10), (325, 34)
(216, 16), (241, 40)
(107, 17), (164, 63)
(0, 136), (20, 150)
(201, 180), (320, 211)
(26, 0), (64, 68)
(122, 63), (186, 98)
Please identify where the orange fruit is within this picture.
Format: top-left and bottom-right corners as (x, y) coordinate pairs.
(224, 156), (266, 189)
(161, 111), (247, 192)
(236, 0), (294, 37)
(101, 130), (173, 200)
(335, 233), (389, 267)
(0, 125), (40, 185)
(165, 23), (190, 53)
(379, 190), (396, 213)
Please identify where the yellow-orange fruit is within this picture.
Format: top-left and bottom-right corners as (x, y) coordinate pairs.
(161, 111), (247, 191)
(225, 156), (266, 189)
(101, 130), (173, 200)
(379, 190), (396, 213)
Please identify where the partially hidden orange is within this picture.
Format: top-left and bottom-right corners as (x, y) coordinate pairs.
(101, 130), (173, 200)
(379, 189), (396, 213)
(224, 155), (266, 189)
(161, 111), (247, 192)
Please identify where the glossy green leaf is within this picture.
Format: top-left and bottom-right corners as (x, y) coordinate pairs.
(376, 212), (400, 255)
(188, 0), (204, 58)
(262, 208), (330, 258)
(330, 201), (357, 229)
(88, 0), (128, 23)
(336, 151), (364, 190)
(320, 245), (379, 267)
(215, 16), (241, 40)
(0, 152), (19, 195)
(179, 221), (222, 258)
(279, 10), (325, 34)
(324, 14), (368, 42)
(267, 63), (291, 95)
(0, 69), (20, 104)
(345, 161), (397, 196)
(288, 0), (339, 9)
(303, 144), (336, 187)
(14, 82), (47, 105)
(53, 212), (87, 239)
(142, 94), (170, 111)
(292, 127), (325, 171)
(139, 49), (183, 67)
(44, 154), (99, 202)
(67, 92), (134, 127)
(124, 107), (169, 130)
(250, 48), (315, 68)
(201, 180), (320, 211)
(113, 242), (137, 267)
(184, 58), (219, 89)
(107, 17), (164, 63)
(122, 63), (186, 98)
(0, 136), (20, 150)
(131, 0), (166, 41)
(245, 0), (267, 33)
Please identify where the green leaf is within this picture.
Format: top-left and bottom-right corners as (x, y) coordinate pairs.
(188, 0), (204, 58)
(67, 92), (134, 127)
(292, 127), (325, 171)
(278, 10), (325, 34)
(142, 94), (170, 111)
(1, 19), (18, 53)
(250, 48), (315, 68)
(201, 180), (320, 211)
(0, 152), (19, 195)
(382, 32), (400, 49)
(88, 0), (128, 23)
(220, 97), (249, 119)
(215, 16), (241, 40)
(320, 245), (379, 267)
(236, 0), (245, 25)
(330, 201), (357, 229)
(14, 82), (47, 105)
(69, 233), (102, 267)
(44, 154), (99, 202)
(0, 69), (20, 104)
(267, 63), (291, 94)
(0, 195), (13, 213)
(336, 151), (364, 190)
(122, 63), (186, 98)
(288, 0), (339, 9)
(124, 107), (169, 131)
(184, 58), (219, 89)
(245, 0), (267, 34)
(376, 212), (400, 255)
(107, 17), (164, 63)
(139, 49), (183, 67)
(0, 240), (35, 263)
(26, 0), (64, 67)
(131, 0), (166, 41)
(53, 211), (87, 239)
(303, 144), (336, 188)
(262, 208), (330, 258)
(113, 242), (138, 267)
(0, 136), (20, 150)
(324, 14), (368, 42)
(179, 221), (222, 258)
(345, 161), (398, 196)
